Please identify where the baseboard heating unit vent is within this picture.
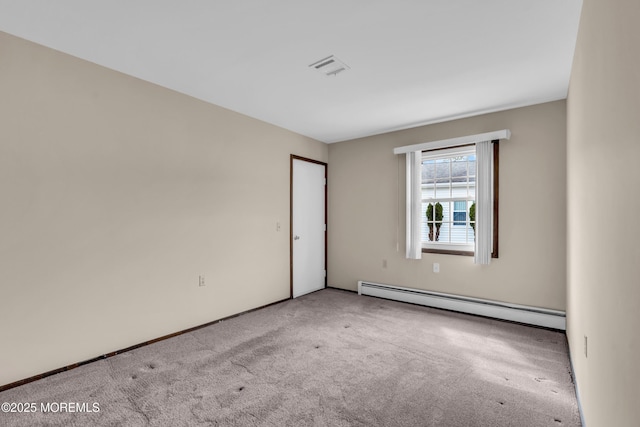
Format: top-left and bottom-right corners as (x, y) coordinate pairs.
(358, 281), (566, 330)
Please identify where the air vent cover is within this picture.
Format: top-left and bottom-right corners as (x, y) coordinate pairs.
(309, 55), (350, 76)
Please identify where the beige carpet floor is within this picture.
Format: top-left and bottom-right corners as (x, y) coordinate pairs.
(0, 288), (580, 426)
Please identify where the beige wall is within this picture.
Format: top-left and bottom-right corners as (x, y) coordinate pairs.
(0, 32), (327, 386)
(566, 0), (640, 425)
(328, 101), (567, 310)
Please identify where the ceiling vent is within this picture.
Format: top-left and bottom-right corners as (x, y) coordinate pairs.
(309, 55), (350, 76)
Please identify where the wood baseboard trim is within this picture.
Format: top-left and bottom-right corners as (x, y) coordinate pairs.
(326, 285), (358, 294)
(0, 297), (289, 393)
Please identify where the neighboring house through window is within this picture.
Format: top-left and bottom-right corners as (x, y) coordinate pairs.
(453, 201), (468, 226)
(421, 145), (476, 254)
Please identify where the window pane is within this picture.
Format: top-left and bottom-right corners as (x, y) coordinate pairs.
(468, 157), (476, 177)
(442, 202), (451, 222)
(422, 160), (436, 181)
(422, 185), (435, 199)
(420, 150), (479, 248)
(435, 183), (451, 199)
(439, 221), (450, 242)
(450, 224), (469, 242)
(435, 159), (450, 181)
(421, 201), (429, 241)
(453, 201), (466, 226)
(454, 201), (467, 210)
(451, 157), (467, 180)
(451, 185), (470, 198)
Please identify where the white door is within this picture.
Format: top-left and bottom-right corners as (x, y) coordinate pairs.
(292, 157), (326, 298)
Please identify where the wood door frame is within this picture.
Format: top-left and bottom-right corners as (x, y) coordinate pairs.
(290, 155), (328, 298)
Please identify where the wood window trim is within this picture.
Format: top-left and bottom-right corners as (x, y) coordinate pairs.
(422, 248), (474, 257)
(421, 140), (499, 258)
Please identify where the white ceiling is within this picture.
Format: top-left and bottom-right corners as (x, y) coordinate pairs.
(0, 1), (583, 143)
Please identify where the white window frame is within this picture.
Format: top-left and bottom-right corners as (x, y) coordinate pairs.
(394, 129), (509, 263)
(421, 146), (476, 253)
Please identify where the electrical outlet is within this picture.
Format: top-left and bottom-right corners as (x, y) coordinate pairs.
(199, 275), (205, 287)
(382, 259), (387, 268)
(276, 221), (281, 231)
(433, 263), (440, 273)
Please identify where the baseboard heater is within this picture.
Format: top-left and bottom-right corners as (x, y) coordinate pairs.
(358, 281), (566, 330)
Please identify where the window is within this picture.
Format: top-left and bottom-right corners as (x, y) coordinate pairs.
(394, 129), (508, 264)
(421, 146), (476, 254)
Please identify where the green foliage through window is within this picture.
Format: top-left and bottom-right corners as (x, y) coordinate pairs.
(426, 203), (443, 241)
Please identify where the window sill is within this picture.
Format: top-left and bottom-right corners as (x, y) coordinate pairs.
(422, 248), (474, 257)
(421, 248), (498, 258)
